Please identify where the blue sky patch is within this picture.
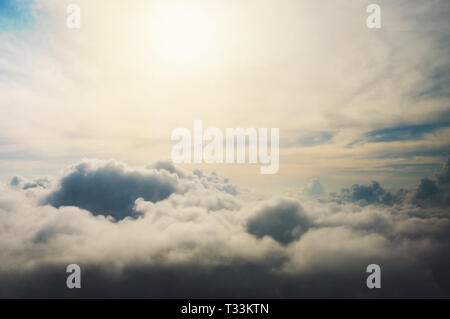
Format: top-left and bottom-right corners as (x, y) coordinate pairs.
(0, 0), (37, 32)
(374, 150), (449, 159)
(380, 163), (441, 169)
(417, 66), (450, 99)
(365, 121), (450, 143)
(298, 132), (335, 147)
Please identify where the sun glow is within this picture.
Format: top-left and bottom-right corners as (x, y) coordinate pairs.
(151, 4), (220, 65)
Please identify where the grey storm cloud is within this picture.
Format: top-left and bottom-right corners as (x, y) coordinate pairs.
(331, 157), (450, 208)
(247, 199), (312, 245)
(0, 158), (449, 298)
(333, 181), (408, 206)
(413, 158), (450, 207)
(44, 161), (180, 220)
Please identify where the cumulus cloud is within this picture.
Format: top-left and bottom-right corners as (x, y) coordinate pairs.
(44, 160), (181, 220)
(247, 199), (312, 245)
(0, 159), (449, 298)
(330, 158), (450, 209)
(10, 175), (49, 190)
(333, 181), (408, 206)
(303, 179), (325, 197)
(413, 158), (450, 207)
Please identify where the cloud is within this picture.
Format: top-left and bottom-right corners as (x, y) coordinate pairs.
(334, 181), (407, 206)
(413, 157), (450, 207)
(247, 198), (312, 245)
(44, 160), (180, 220)
(0, 0), (449, 297)
(330, 158), (450, 208)
(365, 121), (450, 143)
(10, 175), (49, 190)
(150, 160), (185, 177)
(417, 66), (450, 99)
(0, 0), (449, 190)
(298, 132), (335, 147)
(0, 159), (449, 297)
(304, 179), (325, 197)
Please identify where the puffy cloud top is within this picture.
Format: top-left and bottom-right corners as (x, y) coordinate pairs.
(247, 199), (312, 245)
(0, 158), (449, 298)
(334, 181), (407, 206)
(45, 160), (179, 220)
(413, 157), (450, 207)
(304, 179), (325, 197)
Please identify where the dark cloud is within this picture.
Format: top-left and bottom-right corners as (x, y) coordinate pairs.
(10, 176), (20, 187)
(10, 176), (48, 190)
(438, 157), (450, 185)
(0, 256), (448, 298)
(247, 199), (312, 245)
(330, 157), (450, 209)
(413, 157), (450, 207)
(45, 161), (179, 220)
(0, 264), (383, 298)
(414, 179), (440, 201)
(334, 181), (407, 206)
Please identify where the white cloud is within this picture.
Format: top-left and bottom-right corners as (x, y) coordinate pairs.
(0, 159), (449, 297)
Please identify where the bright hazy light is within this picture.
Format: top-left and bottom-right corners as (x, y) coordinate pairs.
(152, 4), (219, 65)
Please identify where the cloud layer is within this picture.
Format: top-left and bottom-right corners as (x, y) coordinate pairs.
(1, 159), (449, 298)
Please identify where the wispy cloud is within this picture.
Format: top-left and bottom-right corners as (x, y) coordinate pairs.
(0, 0), (449, 191)
(366, 121), (450, 143)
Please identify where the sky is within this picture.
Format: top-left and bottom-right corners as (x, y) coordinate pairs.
(0, 0), (448, 194)
(0, 0), (449, 298)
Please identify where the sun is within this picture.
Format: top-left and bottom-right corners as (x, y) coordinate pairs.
(151, 4), (220, 65)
